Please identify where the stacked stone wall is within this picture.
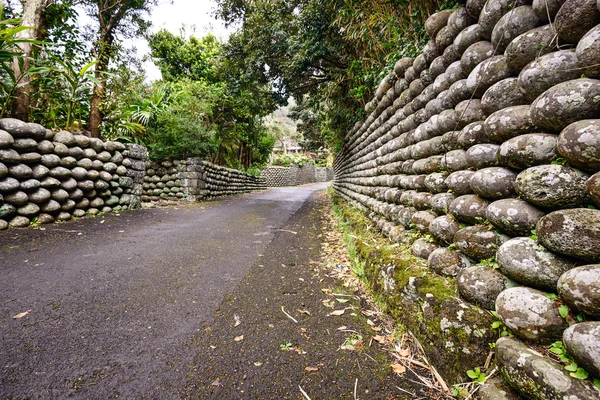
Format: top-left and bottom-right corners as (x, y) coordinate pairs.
(262, 164), (333, 186)
(144, 158), (265, 202)
(316, 167), (334, 182)
(0, 118), (146, 230)
(333, 0), (600, 397)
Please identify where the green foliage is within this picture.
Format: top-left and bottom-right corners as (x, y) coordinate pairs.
(466, 367), (487, 383)
(490, 311), (511, 338)
(270, 153), (315, 167)
(558, 304), (570, 319)
(548, 341), (592, 380)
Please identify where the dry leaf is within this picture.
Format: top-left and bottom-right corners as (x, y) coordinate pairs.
(373, 335), (385, 343)
(298, 309), (311, 316)
(337, 325), (348, 330)
(305, 366), (319, 372)
(391, 363), (406, 375)
(329, 309), (345, 316)
(397, 347), (411, 357)
(12, 310), (31, 319)
(367, 319), (375, 326)
(340, 344), (355, 351)
(336, 298), (349, 303)
(370, 326), (382, 332)
(211, 378), (221, 386)
(234, 335), (244, 341)
(234, 313), (241, 327)
(254, 362), (263, 367)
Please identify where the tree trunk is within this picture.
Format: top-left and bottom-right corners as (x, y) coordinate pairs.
(88, 31), (113, 138)
(11, 0), (49, 121)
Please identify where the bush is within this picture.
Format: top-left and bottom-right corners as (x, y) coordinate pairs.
(270, 153), (315, 167)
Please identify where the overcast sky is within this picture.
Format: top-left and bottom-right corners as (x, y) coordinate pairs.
(127, 0), (235, 80)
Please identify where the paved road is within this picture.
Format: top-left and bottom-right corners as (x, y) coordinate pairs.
(0, 183), (330, 399)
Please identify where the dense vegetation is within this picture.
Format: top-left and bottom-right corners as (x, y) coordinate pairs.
(0, 0), (458, 169)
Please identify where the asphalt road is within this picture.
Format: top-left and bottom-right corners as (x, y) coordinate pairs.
(0, 183), (331, 399)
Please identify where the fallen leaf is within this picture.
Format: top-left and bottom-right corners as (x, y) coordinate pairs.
(336, 298), (349, 303)
(234, 313), (241, 327)
(298, 309), (311, 316)
(321, 288), (332, 294)
(254, 362), (263, 367)
(371, 326), (382, 332)
(329, 309), (345, 316)
(211, 378), (221, 386)
(337, 326), (348, 331)
(234, 335), (244, 341)
(12, 310), (31, 319)
(305, 366), (319, 372)
(340, 344), (355, 351)
(367, 319), (375, 326)
(373, 335), (385, 343)
(397, 347), (411, 357)
(391, 363), (406, 375)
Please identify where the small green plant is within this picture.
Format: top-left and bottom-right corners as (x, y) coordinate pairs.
(451, 384), (469, 398)
(279, 342), (293, 351)
(551, 157), (567, 166)
(466, 367), (487, 383)
(529, 229), (538, 241)
(558, 304), (569, 319)
(543, 293), (558, 301)
(548, 341), (590, 380)
(490, 311), (511, 337)
(479, 257), (499, 269)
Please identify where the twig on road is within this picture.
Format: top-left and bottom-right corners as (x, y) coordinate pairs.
(281, 306), (298, 323)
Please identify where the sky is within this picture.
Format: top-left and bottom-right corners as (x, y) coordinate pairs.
(130, 0), (235, 80)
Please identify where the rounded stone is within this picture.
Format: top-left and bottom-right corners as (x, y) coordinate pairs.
(436, 26), (455, 51)
(555, 0), (600, 44)
(428, 247), (471, 277)
(466, 55), (512, 97)
(40, 154), (60, 167)
(532, 0), (565, 21)
(519, 50), (582, 102)
(0, 148), (21, 163)
(411, 210), (437, 233)
(71, 167), (88, 180)
(504, 24), (558, 73)
(448, 79), (472, 106)
(497, 237), (575, 290)
(484, 105), (537, 143)
(90, 197), (105, 208)
(461, 41), (494, 74)
(486, 198), (545, 236)
(9, 216), (30, 228)
(19, 152), (41, 164)
(466, 143), (500, 170)
(31, 165), (49, 180)
(73, 134), (90, 148)
(537, 208), (600, 261)
(51, 189), (69, 202)
(481, 78), (528, 116)
(61, 199), (76, 211)
(52, 142), (69, 156)
(53, 130), (76, 146)
(5, 191), (28, 206)
(455, 225), (507, 260)
(491, 6), (541, 53)
(0, 119), (45, 139)
(28, 188), (51, 204)
(429, 215), (461, 245)
(454, 24), (482, 55)
(558, 265), (600, 317)
(455, 99), (485, 128)
(496, 286), (566, 344)
(447, 171), (475, 196)
(49, 167), (72, 180)
(92, 160), (104, 170)
(89, 138), (104, 153)
(498, 133), (558, 169)
(412, 238), (439, 260)
(40, 199), (61, 213)
(563, 322), (600, 379)
(449, 194), (489, 224)
(68, 146), (84, 159)
(457, 265), (516, 310)
(530, 78), (600, 133)
(442, 149), (469, 172)
(13, 138), (38, 151)
(37, 140), (54, 154)
(17, 202), (39, 217)
(0, 203), (17, 219)
(0, 176), (19, 193)
(577, 25), (600, 78)
(56, 212), (71, 221)
(0, 162), (6, 178)
(60, 156), (77, 168)
(587, 172), (600, 205)
(96, 151), (111, 162)
(0, 129), (14, 148)
(430, 193), (455, 215)
(515, 165), (589, 209)
(37, 213), (54, 224)
(69, 188), (84, 201)
(457, 121), (487, 149)
(479, 0), (528, 39)
(19, 178), (40, 191)
(447, 6), (472, 36)
(467, 0), (486, 19)
(60, 178), (77, 191)
(40, 177), (60, 188)
(8, 163), (32, 179)
(470, 167), (517, 200)
(557, 119), (600, 172)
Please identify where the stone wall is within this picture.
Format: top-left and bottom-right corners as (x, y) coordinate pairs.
(333, 0), (600, 397)
(0, 118), (147, 230)
(143, 158), (266, 202)
(262, 164), (333, 186)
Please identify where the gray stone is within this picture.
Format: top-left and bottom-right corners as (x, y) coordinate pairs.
(587, 172), (600, 205)
(52, 142), (69, 156)
(481, 78), (528, 116)
(68, 188), (83, 200)
(56, 212), (71, 221)
(519, 50), (582, 102)
(51, 188), (69, 202)
(5, 191), (28, 206)
(17, 203), (39, 217)
(515, 165), (589, 208)
(49, 167), (72, 180)
(13, 138), (37, 151)
(20, 179), (40, 191)
(411, 210), (437, 232)
(467, 55), (512, 97)
(40, 199), (61, 213)
(557, 265), (600, 317)
(61, 199), (76, 211)
(68, 146), (84, 159)
(555, 0), (600, 43)
(89, 138), (104, 153)
(449, 194), (489, 224)
(442, 149), (469, 172)
(99, 171), (112, 182)
(454, 24), (482, 55)
(498, 133), (558, 169)
(455, 224), (507, 260)
(394, 57), (413, 77)
(53, 130), (76, 146)
(412, 238), (439, 260)
(538, 208), (600, 262)
(9, 216), (30, 227)
(8, 163), (32, 179)
(0, 162), (6, 178)
(83, 148), (97, 159)
(0, 118), (43, 139)
(39, 177), (60, 188)
(455, 99), (485, 128)
(71, 167), (87, 180)
(479, 0), (528, 39)
(458, 266), (516, 310)
(557, 119), (600, 172)
(466, 143), (500, 169)
(37, 140), (54, 154)
(496, 287), (566, 343)
(430, 193), (455, 214)
(429, 215), (461, 245)
(0, 148), (21, 163)
(447, 6), (471, 37)
(563, 322), (600, 379)
(447, 171), (475, 196)
(491, 6), (541, 53)
(0, 129), (14, 148)
(60, 156), (77, 168)
(478, 377), (521, 400)
(505, 24), (558, 73)
(497, 236), (575, 291)
(532, 0), (565, 21)
(96, 151), (111, 162)
(40, 154), (60, 167)
(426, 9), (452, 37)
(72, 134), (90, 148)
(484, 106), (537, 143)
(461, 41), (494, 74)
(466, 0), (486, 19)
(486, 199), (545, 236)
(496, 336), (600, 398)
(0, 203), (16, 218)
(19, 152), (41, 164)
(428, 247), (471, 277)
(37, 213), (54, 224)
(531, 78), (600, 133)
(470, 167), (517, 200)
(60, 178), (77, 191)
(576, 24), (600, 78)
(77, 180), (94, 191)
(31, 165), (49, 179)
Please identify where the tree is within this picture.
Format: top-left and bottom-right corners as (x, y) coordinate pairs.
(10, 0), (51, 121)
(80, 0), (159, 137)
